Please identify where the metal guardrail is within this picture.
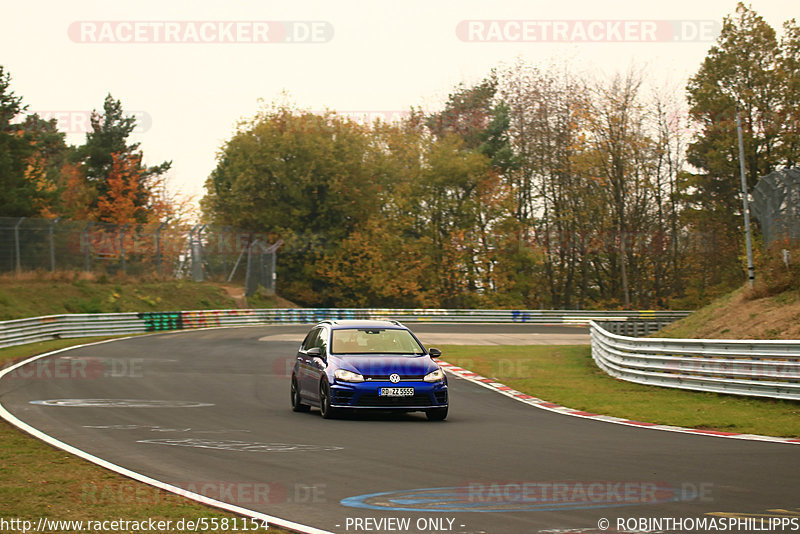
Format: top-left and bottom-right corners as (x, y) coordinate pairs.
(591, 321), (800, 401)
(8, 308), (796, 401)
(0, 308), (691, 349)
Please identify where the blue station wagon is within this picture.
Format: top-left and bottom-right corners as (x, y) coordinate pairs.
(290, 320), (448, 420)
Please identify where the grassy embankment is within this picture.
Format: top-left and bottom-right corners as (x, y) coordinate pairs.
(0, 271), (291, 321)
(0, 273), (293, 534)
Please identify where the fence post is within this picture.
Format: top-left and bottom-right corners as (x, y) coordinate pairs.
(14, 217), (25, 274)
(244, 239), (254, 297)
(82, 222), (93, 272)
(156, 220), (169, 277)
(187, 224), (196, 278)
(270, 245), (277, 294)
(119, 224), (128, 275)
(190, 224), (205, 282)
(48, 218), (60, 272)
(221, 226), (230, 279)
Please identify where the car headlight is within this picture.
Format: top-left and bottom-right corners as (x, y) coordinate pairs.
(424, 368), (445, 382)
(334, 369), (364, 383)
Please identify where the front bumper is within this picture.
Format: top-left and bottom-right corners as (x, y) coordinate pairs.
(330, 380), (448, 409)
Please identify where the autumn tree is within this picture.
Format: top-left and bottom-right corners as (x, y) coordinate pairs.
(0, 66), (23, 128)
(778, 19), (800, 167)
(685, 4), (800, 295)
(1, 66), (37, 216)
(426, 73), (516, 172)
(203, 106), (383, 305)
(498, 60), (693, 309)
(650, 87), (691, 305)
(56, 161), (96, 220)
(79, 94), (171, 220)
(498, 61), (601, 308)
(0, 68), (70, 217)
(318, 217), (432, 308)
(95, 153), (145, 224)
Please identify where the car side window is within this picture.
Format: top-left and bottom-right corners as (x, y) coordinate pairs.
(301, 328), (320, 351)
(315, 327), (329, 354)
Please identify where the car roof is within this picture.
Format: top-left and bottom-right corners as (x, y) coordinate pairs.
(317, 319), (406, 330)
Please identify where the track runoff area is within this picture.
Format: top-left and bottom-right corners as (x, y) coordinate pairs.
(1, 323), (798, 534)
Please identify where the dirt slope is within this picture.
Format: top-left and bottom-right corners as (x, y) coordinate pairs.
(659, 286), (800, 340)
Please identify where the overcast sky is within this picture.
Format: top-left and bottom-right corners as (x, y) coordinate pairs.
(2, 0), (795, 210)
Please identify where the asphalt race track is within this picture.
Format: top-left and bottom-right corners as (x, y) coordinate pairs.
(1, 324), (799, 534)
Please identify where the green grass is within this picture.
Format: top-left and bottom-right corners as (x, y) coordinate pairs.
(441, 344), (800, 438)
(0, 338), (290, 533)
(246, 290), (286, 310)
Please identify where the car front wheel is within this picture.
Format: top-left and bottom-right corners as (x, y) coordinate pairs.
(319, 378), (338, 419)
(426, 406), (448, 421)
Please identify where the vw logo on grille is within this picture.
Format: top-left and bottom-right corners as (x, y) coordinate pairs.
(389, 373), (401, 384)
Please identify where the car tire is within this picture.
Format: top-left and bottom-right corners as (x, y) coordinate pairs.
(291, 376), (310, 412)
(319, 378), (338, 419)
(426, 407), (448, 421)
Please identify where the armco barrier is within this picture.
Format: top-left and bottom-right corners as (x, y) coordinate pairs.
(8, 309), (795, 401)
(591, 321), (800, 401)
(0, 308), (690, 349)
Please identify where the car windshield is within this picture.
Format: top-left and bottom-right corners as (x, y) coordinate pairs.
(330, 328), (425, 355)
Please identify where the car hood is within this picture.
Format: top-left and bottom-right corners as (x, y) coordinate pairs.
(335, 355), (438, 377)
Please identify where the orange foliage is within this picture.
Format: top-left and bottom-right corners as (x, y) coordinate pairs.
(318, 218), (432, 307)
(23, 152), (57, 216)
(58, 162), (96, 220)
(95, 153), (145, 225)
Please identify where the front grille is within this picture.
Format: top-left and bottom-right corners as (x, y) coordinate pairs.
(356, 394), (435, 407)
(363, 375), (424, 381)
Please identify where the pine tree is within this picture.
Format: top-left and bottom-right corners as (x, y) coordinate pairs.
(80, 94), (171, 221)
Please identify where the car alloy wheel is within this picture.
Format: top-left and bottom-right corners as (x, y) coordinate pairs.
(319, 378), (338, 419)
(426, 406), (448, 421)
(291, 377), (310, 412)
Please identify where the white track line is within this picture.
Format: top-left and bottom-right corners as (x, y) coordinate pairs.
(0, 337), (334, 534)
(439, 360), (800, 446)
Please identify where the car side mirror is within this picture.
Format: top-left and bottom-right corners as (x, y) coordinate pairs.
(307, 347), (323, 358)
(428, 348), (442, 358)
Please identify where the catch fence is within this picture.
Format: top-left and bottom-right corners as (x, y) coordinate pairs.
(752, 167), (800, 245)
(0, 217), (280, 296)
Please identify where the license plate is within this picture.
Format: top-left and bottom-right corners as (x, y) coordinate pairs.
(379, 387), (414, 397)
